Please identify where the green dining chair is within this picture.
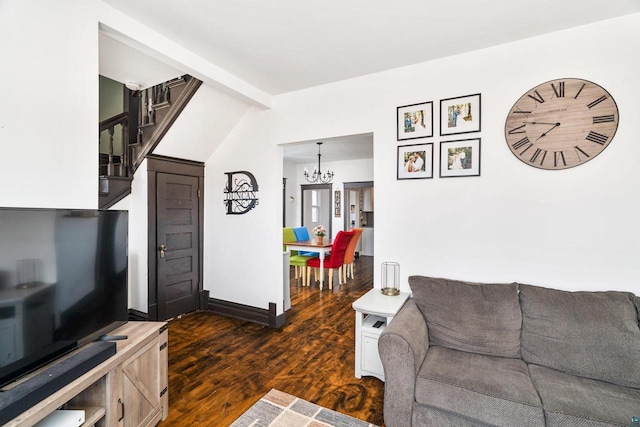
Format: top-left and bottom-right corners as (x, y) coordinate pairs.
(284, 227), (313, 282)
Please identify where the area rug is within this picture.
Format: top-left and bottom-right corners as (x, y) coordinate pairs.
(230, 388), (379, 427)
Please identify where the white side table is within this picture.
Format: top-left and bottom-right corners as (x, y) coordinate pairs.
(352, 288), (410, 381)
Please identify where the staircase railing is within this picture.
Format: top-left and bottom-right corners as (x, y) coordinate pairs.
(98, 74), (202, 208)
(99, 111), (129, 179)
(131, 75), (202, 171)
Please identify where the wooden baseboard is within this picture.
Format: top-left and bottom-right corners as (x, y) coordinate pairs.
(206, 299), (286, 328)
(199, 290), (210, 310)
(127, 298), (286, 328)
(128, 309), (148, 321)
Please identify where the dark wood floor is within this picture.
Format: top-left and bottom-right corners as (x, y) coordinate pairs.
(159, 255), (385, 427)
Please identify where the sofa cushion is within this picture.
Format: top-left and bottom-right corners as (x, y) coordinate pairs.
(529, 364), (640, 427)
(519, 284), (640, 388)
(415, 346), (545, 427)
(413, 404), (497, 426)
(408, 276), (521, 358)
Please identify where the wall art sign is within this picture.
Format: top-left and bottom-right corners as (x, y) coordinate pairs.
(334, 190), (341, 217)
(397, 101), (434, 140)
(397, 143), (434, 180)
(223, 171), (259, 214)
(440, 93), (481, 136)
(439, 138), (481, 178)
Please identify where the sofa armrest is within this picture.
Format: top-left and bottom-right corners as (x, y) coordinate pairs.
(378, 299), (429, 427)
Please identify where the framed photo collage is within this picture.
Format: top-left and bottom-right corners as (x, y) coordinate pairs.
(396, 94), (481, 179)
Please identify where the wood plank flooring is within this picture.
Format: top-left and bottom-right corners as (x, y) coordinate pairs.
(159, 256), (385, 427)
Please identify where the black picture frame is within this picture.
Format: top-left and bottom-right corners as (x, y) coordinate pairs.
(440, 93), (481, 136)
(397, 101), (434, 140)
(439, 138), (481, 178)
(397, 143), (434, 180)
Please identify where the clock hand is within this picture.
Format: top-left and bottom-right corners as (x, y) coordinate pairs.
(522, 121), (561, 125)
(535, 122), (561, 141)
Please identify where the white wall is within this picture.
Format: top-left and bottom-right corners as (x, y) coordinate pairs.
(203, 106), (285, 312)
(283, 160), (298, 227)
(110, 159), (149, 312)
(153, 83), (251, 162)
(269, 14), (640, 294)
(0, 0), (98, 209)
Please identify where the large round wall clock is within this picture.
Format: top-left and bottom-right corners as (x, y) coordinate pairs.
(504, 78), (619, 170)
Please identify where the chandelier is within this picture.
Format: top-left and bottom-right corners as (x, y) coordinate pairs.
(303, 142), (334, 184)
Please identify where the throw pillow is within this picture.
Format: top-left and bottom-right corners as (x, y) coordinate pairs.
(409, 276), (521, 358)
(520, 284), (640, 388)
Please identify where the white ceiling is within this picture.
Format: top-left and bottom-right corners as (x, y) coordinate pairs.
(99, 31), (183, 89)
(102, 0), (640, 95)
(283, 133), (374, 164)
(98, 0), (640, 162)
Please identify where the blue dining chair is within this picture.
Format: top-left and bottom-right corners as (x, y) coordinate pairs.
(293, 226), (318, 257)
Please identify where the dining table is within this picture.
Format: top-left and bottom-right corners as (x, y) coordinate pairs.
(284, 238), (333, 290)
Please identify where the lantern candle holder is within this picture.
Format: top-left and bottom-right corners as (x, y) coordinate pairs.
(381, 261), (400, 296)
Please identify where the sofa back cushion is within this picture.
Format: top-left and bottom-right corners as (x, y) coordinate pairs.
(409, 276), (522, 358)
(520, 284), (640, 388)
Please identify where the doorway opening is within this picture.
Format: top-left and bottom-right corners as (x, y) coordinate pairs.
(281, 132), (373, 230)
(300, 184), (332, 237)
(344, 181), (374, 257)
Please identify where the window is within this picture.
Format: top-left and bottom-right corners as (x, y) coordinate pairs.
(311, 190), (319, 223)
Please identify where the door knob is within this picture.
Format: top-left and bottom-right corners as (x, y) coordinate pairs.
(159, 244), (168, 258)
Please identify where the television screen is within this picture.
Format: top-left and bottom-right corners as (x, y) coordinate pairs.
(0, 208), (128, 388)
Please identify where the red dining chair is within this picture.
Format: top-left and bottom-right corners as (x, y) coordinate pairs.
(342, 228), (363, 282)
(306, 230), (355, 289)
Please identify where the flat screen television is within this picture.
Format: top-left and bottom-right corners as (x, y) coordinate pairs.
(0, 207), (128, 389)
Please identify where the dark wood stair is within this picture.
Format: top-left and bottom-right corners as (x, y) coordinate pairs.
(99, 75), (202, 209)
(99, 175), (133, 208)
(130, 76), (202, 172)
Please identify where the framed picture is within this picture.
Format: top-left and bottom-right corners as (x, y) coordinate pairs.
(440, 93), (481, 136)
(397, 143), (434, 180)
(440, 138), (481, 178)
(334, 190), (341, 217)
(397, 101), (433, 140)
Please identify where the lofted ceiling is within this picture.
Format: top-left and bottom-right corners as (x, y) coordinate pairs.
(98, 0), (640, 163)
(101, 0), (640, 95)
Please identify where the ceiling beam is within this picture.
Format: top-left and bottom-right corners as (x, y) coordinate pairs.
(97, 2), (273, 109)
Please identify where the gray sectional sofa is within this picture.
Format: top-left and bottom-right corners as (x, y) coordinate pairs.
(378, 276), (640, 426)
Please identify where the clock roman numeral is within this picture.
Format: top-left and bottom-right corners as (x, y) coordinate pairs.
(593, 115), (615, 124)
(554, 151), (566, 167)
(530, 148), (546, 165)
(508, 124), (526, 134)
(574, 83), (586, 99)
(528, 90), (545, 104)
(551, 82), (565, 98)
(586, 131), (608, 145)
(574, 146), (590, 161)
(512, 137), (530, 150)
(519, 144), (533, 156)
(587, 95), (607, 109)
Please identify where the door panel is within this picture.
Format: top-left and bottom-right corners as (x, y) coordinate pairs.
(122, 338), (162, 427)
(157, 173), (200, 320)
